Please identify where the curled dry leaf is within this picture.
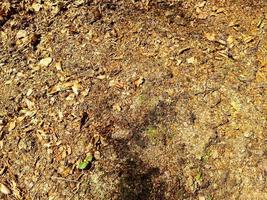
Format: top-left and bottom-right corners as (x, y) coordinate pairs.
(49, 81), (81, 95)
(134, 77), (145, 87)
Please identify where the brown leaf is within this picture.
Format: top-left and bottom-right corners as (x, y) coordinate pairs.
(134, 77), (145, 87)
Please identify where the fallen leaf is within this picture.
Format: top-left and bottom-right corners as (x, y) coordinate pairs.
(72, 82), (81, 95)
(113, 104), (122, 112)
(231, 98), (241, 111)
(205, 32), (216, 41)
(54, 62), (62, 71)
(81, 88), (90, 97)
(176, 59), (182, 66)
(49, 81), (77, 94)
(243, 35), (254, 43)
(134, 77), (145, 87)
(16, 30), (27, 39)
(198, 12), (209, 20)
(25, 98), (35, 110)
(0, 183), (11, 194)
(31, 3), (42, 12)
(80, 112), (89, 130)
(8, 120), (16, 132)
(77, 161), (89, 170)
(77, 153), (93, 170)
(216, 8), (226, 14)
(227, 36), (235, 48)
(196, 1), (206, 8)
(96, 75), (106, 80)
(187, 57), (197, 64)
(39, 57), (52, 67)
(26, 89), (33, 96)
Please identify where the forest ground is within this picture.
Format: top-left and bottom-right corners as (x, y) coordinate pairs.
(0, 0), (266, 199)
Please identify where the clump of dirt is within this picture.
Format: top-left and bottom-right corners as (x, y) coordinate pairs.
(0, 0), (266, 199)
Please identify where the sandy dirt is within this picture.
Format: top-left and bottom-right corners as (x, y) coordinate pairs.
(0, 0), (266, 199)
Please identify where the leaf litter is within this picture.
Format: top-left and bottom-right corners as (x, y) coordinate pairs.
(0, 0), (266, 199)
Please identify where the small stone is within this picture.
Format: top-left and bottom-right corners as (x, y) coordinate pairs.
(0, 183), (11, 194)
(39, 57), (52, 67)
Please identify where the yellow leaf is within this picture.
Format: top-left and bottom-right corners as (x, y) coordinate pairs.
(8, 120), (16, 132)
(39, 57), (52, 67)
